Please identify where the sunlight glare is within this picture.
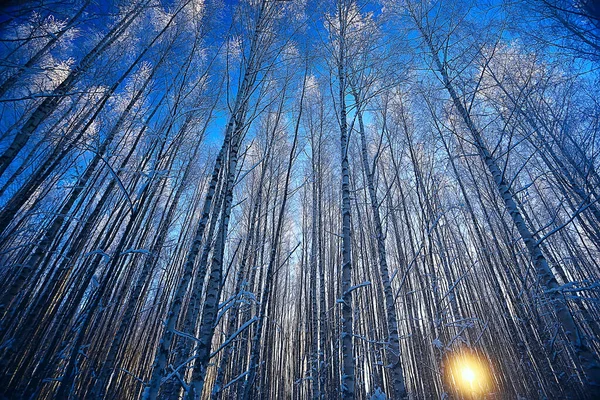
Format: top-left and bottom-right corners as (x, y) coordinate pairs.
(461, 365), (475, 384)
(443, 349), (494, 397)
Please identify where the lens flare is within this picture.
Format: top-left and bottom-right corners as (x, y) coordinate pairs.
(443, 349), (494, 397)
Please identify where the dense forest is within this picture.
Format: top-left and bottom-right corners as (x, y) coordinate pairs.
(0, 0), (599, 398)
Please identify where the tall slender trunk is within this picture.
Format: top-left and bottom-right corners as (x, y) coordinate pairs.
(353, 92), (407, 399)
(240, 68), (305, 400)
(211, 134), (274, 399)
(336, 3), (355, 396)
(310, 152), (320, 399)
(142, 130), (228, 400)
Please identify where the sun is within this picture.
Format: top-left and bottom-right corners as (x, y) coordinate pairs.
(443, 349), (494, 397)
(461, 365), (476, 384)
